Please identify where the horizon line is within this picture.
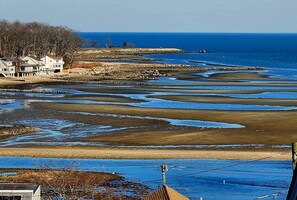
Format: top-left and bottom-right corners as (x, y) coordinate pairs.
(78, 32), (297, 34)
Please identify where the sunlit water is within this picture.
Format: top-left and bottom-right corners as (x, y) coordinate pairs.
(0, 157), (291, 200)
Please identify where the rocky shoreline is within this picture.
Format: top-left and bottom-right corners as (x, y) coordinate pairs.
(66, 63), (267, 81)
(0, 48), (268, 88)
(0, 63), (268, 88)
(76, 48), (183, 63)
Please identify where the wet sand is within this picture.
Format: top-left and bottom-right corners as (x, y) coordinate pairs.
(0, 147), (290, 160)
(34, 102), (297, 146)
(0, 76), (62, 87)
(152, 95), (297, 106)
(0, 126), (39, 140)
(63, 95), (145, 103)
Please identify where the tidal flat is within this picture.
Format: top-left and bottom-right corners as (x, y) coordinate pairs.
(0, 68), (297, 159)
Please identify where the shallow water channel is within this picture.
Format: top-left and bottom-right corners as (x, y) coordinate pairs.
(0, 157), (291, 200)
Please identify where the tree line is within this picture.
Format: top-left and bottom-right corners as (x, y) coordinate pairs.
(0, 20), (82, 64)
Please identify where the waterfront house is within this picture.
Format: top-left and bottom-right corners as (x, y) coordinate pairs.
(143, 185), (189, 200)
(0, 183), (41, 200)
(0, 58), (15, 78)
(13, 56), (45, 77)
(41, 56), (64, 73)
(1, 55), (64, 78)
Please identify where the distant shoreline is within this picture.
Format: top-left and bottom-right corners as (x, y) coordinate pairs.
(0, 48), (267, 88)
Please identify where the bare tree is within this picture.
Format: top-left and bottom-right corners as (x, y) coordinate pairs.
(0, 163), (145, 200)
(0, 20), (81, 65)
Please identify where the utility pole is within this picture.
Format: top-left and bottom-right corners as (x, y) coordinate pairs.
(161, 165), (169, 186)
(292, 142), (297, 171)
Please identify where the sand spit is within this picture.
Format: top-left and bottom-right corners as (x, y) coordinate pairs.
(152, 95), (297, 106)
(0, 47), (267, 88)
(0, 147), (290, 160)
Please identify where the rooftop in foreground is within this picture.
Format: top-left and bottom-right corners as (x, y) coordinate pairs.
(0, 183), (39, 193)
(143, 185), (189, 200)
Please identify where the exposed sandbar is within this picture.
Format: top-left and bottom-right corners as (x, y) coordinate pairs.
(152, 95), (297, 106)
(0, 126), (39, 140)
(34, 102), (297, 146)
(0, 147), (290, 160)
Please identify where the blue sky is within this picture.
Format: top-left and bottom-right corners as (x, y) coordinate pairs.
(1, 0), (297, 33)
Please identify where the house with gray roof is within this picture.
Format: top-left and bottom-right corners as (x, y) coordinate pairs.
(0, 183), (41, 200)
(0, 58), (15, 78)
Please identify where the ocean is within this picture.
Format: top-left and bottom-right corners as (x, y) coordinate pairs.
(79, 32), (297, 79)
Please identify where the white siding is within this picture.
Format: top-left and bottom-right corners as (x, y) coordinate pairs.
(41, 56), (64, 73)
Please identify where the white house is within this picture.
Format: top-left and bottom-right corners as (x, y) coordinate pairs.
(0, 58), (15, 77)
(0, 183), (41, 200)
(20, 56), (44, 73)
(41, 56), (64, 73)
(1, 55), (64, 78)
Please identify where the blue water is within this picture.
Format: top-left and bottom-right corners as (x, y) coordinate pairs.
(0, 157), (291, 200)
(146, 52), (297, 79)
(0, 100), (22, 114)
(79, 33), (297, 53)
(27, 95), (297, 111)
(79, 33), (297, 80)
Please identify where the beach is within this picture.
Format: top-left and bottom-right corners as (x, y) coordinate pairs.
(0, 147), (290, 160)
(1, 47), (297, 161)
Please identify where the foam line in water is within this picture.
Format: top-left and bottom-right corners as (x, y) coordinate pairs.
(71, 111), (245, 129)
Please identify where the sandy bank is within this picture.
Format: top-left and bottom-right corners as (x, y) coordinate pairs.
(0, 147), (290, 160)
(0, 75), (64, 87)
(152, 95), (297, 106)
(0, 126), (39, 140)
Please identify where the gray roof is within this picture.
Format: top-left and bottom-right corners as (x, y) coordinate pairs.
(0, 183), (40, 193)
(0, 59), (12, 67)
